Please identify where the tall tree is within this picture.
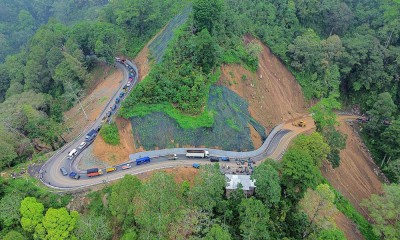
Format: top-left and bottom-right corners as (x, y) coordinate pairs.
(310, 95), (341, 132)
(239, 197), (270, 240)
(109, 175), (141, 229)
(293, 133), (330, 167)
(193, 0), (224, 34)
(299, 184), (338, 238)
(34, 207), (79, 240)
(20, 197), (44, 233)
(204, 224), (232, 240)
(282, 147), (322, 201)
(74, 214), (112, 240)
(251, 161), (281, 207)
(135, 172), (181, 239)
(366, 92), (397, 137)
(361, 184), (400, 240)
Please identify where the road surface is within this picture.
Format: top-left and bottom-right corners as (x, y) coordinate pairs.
(39, 60), (305, 191)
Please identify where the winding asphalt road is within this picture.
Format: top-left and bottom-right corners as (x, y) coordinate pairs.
(39, 60), (294, 191)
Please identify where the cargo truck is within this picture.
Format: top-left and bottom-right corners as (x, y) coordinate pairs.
(186, 150), (209, 158)
(85, 129), (98, 141)
(87, 168), (103, 177)
(136, 156), (151, 165)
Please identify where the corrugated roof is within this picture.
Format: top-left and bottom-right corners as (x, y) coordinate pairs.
(225, 174), (256, 191)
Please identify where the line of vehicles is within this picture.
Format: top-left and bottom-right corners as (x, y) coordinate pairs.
(85, 156), (151, 177)
(60, 58), (137, 180)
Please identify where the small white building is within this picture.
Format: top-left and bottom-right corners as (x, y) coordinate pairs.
(225, 174), (256, 196)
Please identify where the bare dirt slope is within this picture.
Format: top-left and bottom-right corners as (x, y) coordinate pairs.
(219, 37), (307, 131)
(322, 120), (383, 218)
(136, 166), (199, 185)
(92, 117), (144, 165)
(63, 66), (121, 142)
(133, 25), (167, 82)
(335, 212), (365, 240)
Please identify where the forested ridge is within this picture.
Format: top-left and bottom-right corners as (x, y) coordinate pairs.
(0, 0), (110, 63)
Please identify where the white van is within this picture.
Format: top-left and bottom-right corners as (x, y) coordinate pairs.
(78, 142), (87, 150)
(67, 149), (77, 159)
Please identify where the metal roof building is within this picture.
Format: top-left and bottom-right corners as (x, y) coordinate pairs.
(225, 174), (256, 196)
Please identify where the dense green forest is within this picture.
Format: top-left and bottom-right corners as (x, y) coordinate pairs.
(0, 0), (188, 170)
(0, 0), (399, 239)
(0, 0), (110, 63)
(1, 133), (399, 239)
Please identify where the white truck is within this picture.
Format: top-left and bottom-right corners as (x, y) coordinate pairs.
(186, 150), (209, 158)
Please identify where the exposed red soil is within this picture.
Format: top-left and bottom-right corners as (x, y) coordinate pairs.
(136, 166), (199, 186)
(322, 120), (383, 218)
(249, 124), (263, 149)
(219, 36), (307, 133)
(92, 117), (144, 166)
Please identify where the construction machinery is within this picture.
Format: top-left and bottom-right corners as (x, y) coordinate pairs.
(292, 121), (306, 127)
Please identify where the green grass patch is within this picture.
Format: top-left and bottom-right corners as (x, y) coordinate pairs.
(99, 123), (120, 145)
(227, 118), (241, 132)
(322, 180), (378, 240)
(99, 96), (108, 104)
(334, 191), (378, 240)
(120, 103), (214, 129)
(210, 68), (221, 84)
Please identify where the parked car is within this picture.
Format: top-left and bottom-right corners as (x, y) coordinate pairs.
(121, 164), (132, 170)
(60, 167), (68, 176)
(78, 142), (87, 150)
(111, 105), (117, 111)
(115, 97), (120, 104)
(69, 172), (80, 179)
(126, 82), (131, 87)
(220, 156), (230, 161)
(106, 111), (112, 117)
(119, 92), (125, 98)
(210, 157), (220, 162)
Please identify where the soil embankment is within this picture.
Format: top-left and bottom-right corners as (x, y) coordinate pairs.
(92, 117), (144, 165)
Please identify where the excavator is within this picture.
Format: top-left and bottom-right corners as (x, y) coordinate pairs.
(292, 121), (306, 127)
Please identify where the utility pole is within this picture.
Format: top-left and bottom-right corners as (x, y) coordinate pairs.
(65, 80), (89, 120)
